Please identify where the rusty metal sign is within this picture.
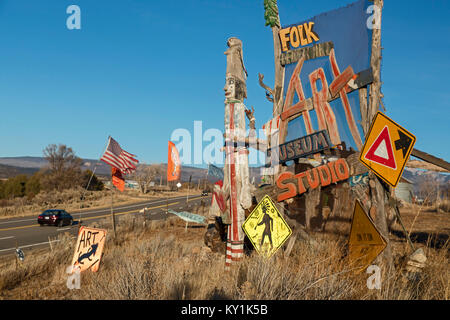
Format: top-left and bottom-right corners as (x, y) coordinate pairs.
(360, 112), (416, 187)
(348, 201), (386, 269)
(242, 195), (292, 258)
(71, 227), (107, 272)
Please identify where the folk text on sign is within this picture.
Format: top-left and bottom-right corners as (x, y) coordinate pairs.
(279, 21), (320, 52)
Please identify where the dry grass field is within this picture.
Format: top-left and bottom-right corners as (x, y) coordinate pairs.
(0, 202), (448, 300)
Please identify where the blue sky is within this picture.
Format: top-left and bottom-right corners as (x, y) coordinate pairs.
(0, 0), (448, 166)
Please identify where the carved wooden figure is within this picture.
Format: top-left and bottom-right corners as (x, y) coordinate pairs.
(223, 37), (252, 270)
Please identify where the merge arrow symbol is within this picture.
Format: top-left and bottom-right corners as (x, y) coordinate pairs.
(394, 130), (413, 159)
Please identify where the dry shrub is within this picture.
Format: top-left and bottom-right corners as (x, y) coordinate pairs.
(0, 233), (73, 295)
(78, 235), (223, 300)
(0, 188), (144, 218)
(0, 217), (448, 300)
(437, 200), (450, 212)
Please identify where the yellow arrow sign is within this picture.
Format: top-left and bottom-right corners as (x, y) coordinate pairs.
(348, 201), (387, 270)
(242, 195), (292, 258)
(360, 112), (416, 187)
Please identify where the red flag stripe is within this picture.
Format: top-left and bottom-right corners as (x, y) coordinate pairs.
(100, 137), (139, 175)
(101, 154), (123, 169)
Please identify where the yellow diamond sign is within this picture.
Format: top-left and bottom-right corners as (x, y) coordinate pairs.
(242, 195), (292, 258)
(360, 112), (416, 187)
(348, 201), (387, 270)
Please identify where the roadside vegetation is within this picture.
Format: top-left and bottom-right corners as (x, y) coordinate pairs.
(0, 144), (106, 218)
(0, 204), (447, 300)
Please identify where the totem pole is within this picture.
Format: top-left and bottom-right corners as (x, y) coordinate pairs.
(223, 37), (253, 270)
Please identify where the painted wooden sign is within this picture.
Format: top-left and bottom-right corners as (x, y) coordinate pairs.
(269, 130), (331, 165)
(348, 201), (386, 270)
(71, 227), (107, 273)
(278, 21), (320, 52)
(359, 112), (416, 187)
(278, 0), (373, 152)
(276, 158), (350, 202)
(349, 172), (369, 187)
(242, 195), (292, 258)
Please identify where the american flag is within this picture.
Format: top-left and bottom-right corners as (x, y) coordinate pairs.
(100, 137), (138, 175)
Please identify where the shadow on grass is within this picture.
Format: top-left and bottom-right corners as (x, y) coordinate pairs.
(391, 229), (449, 249)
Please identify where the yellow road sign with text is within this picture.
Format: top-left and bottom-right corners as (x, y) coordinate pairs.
(360, 112), (416, 187)
(242, 195), (292, 258)
(348, 201), (387, 269)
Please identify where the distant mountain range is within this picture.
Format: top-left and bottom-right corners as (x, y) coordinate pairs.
(0, 156), (112, 177)
(403, 167), (450, 192)
(0, 164), (40, 179)
(0, 157), (264, 183)
(0, 157), (447, 188)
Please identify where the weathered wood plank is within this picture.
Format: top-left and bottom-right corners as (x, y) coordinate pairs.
(329, 65), (355, 98)
(280, 41), (334, 66)
(411, 148), (450, 172)
(280, 98), (313, 120)
(329, 49), (363, 150)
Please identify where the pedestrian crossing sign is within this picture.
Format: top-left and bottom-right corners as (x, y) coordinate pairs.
(242, 195), (292, 258)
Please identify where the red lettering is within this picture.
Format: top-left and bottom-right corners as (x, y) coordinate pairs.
(294, 172), (307, 194)
(317, 165), (332, 187)
(309, 68), (341, 146)
(327, 162), (339, 184)
(334, 158), (350, 180)
(277, 172), (297, 202)
(306, 168), (320, 189)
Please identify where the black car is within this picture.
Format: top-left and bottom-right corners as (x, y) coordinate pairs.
(38, 209), (73, 227)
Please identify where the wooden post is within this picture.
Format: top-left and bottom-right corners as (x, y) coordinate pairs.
(48, 236), (53, 252)
(186, 182), (190, 204)
(111, 185), (116, 238)
(204, 170), (208, 190)
(166, 194), (169, 213)
(264, 0), (284, 116)
(366, 0), (392, 269)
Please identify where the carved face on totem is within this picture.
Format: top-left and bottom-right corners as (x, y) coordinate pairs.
(224, 76), (236, 99)
(224, 75), (246, 101)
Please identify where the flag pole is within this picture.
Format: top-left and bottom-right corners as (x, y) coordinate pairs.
(79, 135), (111, 231)
(111, 169), (116, 239)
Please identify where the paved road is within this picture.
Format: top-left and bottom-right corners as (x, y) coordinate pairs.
(0, 194), (210, 256)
